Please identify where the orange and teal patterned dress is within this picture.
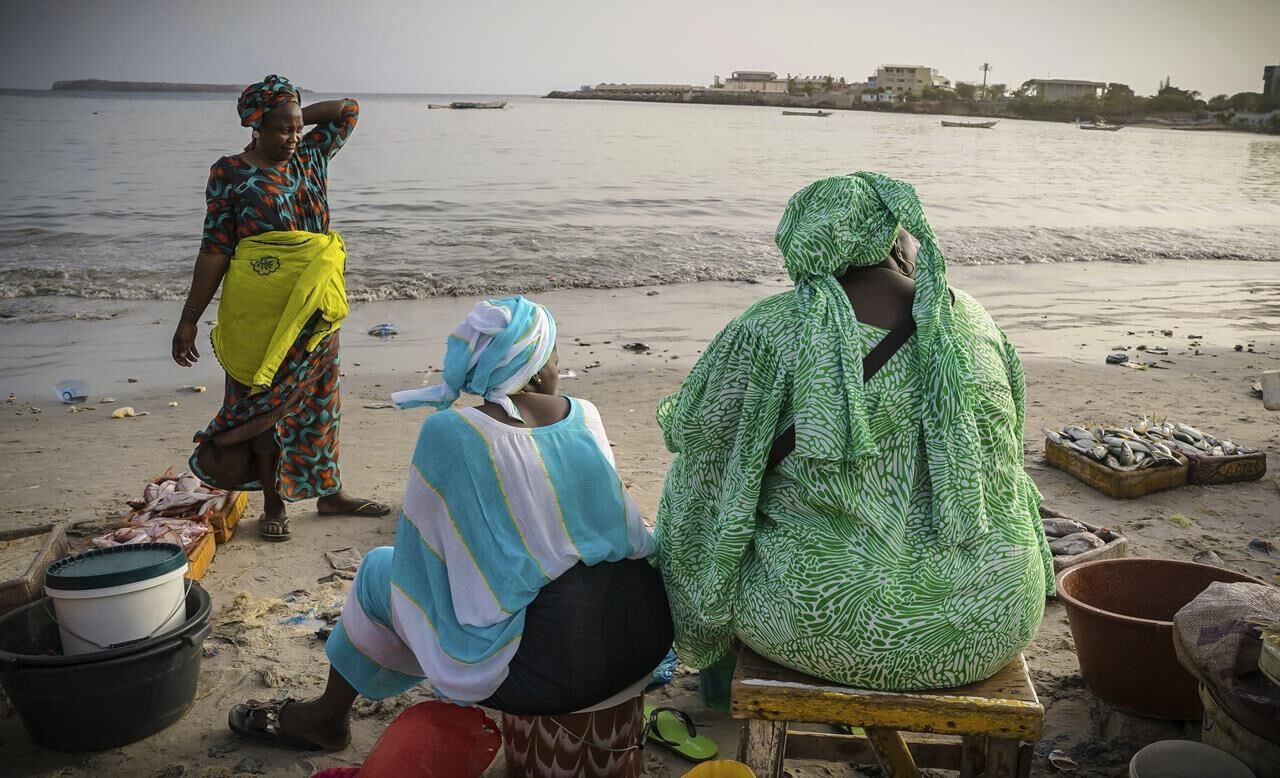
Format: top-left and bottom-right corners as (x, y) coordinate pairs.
(190, 99), (358, 501)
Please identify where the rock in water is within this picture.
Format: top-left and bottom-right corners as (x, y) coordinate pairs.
(1050, 532), (1105, 556)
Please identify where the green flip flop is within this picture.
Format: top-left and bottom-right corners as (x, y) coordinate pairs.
(643, 705), (718, 762)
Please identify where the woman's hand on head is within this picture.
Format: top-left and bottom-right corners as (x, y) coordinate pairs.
(172, 321), (200, 367)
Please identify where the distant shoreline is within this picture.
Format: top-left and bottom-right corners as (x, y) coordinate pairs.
(543, 90), (1274, 134)
(49, 79), (313, 94)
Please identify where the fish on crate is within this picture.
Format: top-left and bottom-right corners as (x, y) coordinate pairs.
(122, 467), (231, 528)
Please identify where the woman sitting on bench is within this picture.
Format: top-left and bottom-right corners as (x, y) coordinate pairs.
(655, 173), (1053, 691)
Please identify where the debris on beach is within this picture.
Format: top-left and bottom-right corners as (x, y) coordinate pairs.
(325, 546), (363, 577)
(180, 385), (208, 393)
(368, 323), (398, 338)
(1249, 538), (1275, 555)
(558, 370), (577, 379)
(1192, 550), (1225, 568)
(622, 342), (651, 353)
(1105, 353), (1129, 365)
(99, 397), (115, 403)
(363, 402), (394, 410)
(111, 406), (149, 418)
(1047, 749), (1080, 772)
(55, 379), (90, 404)
(68, 405), (97, 413)
(167, 401), (179, 408)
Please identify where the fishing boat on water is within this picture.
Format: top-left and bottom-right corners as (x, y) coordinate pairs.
(1077, 122), (1123, 131)
(941, 120), (998, 129)
(428, 101), (509, 110)
(782, 110), (832, 117)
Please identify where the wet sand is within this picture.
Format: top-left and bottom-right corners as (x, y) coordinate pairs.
(1, 260), (1278, 777)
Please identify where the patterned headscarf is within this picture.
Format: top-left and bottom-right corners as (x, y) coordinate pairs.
(776, 172), (988, 547)
(238, 74), (300, 129)
(391, 296), (557, 422)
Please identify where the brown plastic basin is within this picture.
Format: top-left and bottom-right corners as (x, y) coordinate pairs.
(1055, 558), (1263, 720)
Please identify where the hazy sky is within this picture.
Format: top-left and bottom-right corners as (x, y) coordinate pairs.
(2, 0), (1274, 98)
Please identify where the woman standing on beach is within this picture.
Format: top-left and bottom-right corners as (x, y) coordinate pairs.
(172, 74), (389, 540)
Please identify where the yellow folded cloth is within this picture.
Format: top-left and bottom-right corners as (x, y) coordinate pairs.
(212, 230), (348, 389)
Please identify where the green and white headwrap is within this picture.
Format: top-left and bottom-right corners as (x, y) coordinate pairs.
(776, 172), (988, 546)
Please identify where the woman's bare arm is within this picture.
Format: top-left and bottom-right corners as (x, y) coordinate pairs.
(172, 251), (230, 366)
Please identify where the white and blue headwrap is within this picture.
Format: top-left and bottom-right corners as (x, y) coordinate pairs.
(391, 296), (557, 421)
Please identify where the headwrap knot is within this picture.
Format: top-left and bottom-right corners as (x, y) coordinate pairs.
(238, 74), (300, 129)
(391, 296), (557, 422)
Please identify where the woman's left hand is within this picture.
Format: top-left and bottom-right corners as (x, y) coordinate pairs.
(172, 321), (200, 367)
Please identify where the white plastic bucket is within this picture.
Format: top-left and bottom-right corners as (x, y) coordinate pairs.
(46, 562), (188, 655)
(1129, 739), (1255, 778)
(1263, 370), (1280, 411)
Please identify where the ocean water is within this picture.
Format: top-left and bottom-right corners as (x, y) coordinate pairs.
(1, 91), (1279, 321)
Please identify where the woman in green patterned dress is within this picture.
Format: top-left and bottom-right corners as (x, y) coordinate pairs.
(655, 173), (1053, 690)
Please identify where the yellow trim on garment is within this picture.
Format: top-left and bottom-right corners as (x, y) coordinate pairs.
(211, 230), (349, 389)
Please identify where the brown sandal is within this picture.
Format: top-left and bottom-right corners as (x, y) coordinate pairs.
(258, 514), (292, 542)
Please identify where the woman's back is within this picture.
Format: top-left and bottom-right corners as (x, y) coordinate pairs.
(657, 286), (1053, 690)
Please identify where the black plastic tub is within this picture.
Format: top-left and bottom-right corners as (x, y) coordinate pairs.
(0, 581), (210, 752)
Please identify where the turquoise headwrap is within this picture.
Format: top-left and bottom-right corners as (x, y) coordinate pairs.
(776, 172), (988, 547)
(391, 296), (557, 421)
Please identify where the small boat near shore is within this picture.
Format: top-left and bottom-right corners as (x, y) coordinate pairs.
(1077, 121), (1123, 131)
(428, 101), (509, 110)
(782, 110), (832, 117)
(941, 120), (998, 129)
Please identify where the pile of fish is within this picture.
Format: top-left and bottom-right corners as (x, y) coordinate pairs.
(1046, 418), (1256, 471)
(1131, 418), (1256, 458)
(1045, 423), (1183, 472)
(1043, 515), (1115, 557)
(92, 468), (225, 553)
(93, 520), (210, 552)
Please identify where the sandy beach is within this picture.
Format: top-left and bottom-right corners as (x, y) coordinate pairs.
(1, 260), (1278, 777)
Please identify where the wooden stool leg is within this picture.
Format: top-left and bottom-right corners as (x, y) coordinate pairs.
(865, 727), (919, 778)
(960, 735), (987, 778)
(984, 738), (1021, 778)
(738, 719), (787, 778)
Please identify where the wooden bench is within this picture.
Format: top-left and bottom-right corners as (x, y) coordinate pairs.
(731, 647), (1044, 778)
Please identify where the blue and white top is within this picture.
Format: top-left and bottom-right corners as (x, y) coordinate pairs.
(372, 397), (655, 702)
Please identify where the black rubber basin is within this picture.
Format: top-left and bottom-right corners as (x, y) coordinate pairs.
(0, 582), (211, 752)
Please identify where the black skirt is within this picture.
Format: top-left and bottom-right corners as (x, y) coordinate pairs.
(480, 558), (674, 715)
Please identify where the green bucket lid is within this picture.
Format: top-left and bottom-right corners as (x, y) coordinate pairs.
(45, 543), (187, 591)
